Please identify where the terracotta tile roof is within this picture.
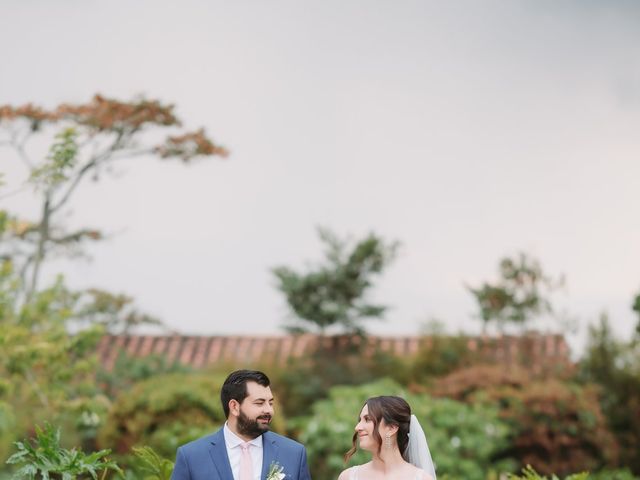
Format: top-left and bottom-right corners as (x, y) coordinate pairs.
(96, 332), (571, 371)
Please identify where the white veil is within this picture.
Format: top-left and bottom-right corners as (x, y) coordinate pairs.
(404, 414), (437, 480)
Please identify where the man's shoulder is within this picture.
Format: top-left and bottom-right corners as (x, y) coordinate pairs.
(178, 429), (222, 453)
(263, 431), (306, 451)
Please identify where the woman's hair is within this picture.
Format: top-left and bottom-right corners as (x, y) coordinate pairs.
(345, 396), (412, 462)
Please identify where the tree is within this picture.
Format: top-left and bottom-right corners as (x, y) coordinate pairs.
(0, 94), (227, 459)
(632, 290), (640, 338)
(467, 252), (563, 333)
(579, 314), (640, 474)
(272, 228), (398, 335)
(432, 364), (617, 476)
(0, 94), (228, 307)
(0, 260), (109, 457)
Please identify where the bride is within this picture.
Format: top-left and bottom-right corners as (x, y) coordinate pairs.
(337, 396), (436, 480)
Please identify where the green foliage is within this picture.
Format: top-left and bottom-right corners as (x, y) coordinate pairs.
(410, 334), (476, 381)
(0, 235), (170, 457)
(96, 351), (191, 400)
(130, 447), (173, 480)
(589, 469), (640, 480)
(467, 253), (562, 332)
(1, 94), (226, 302)
(274, 340), (410, 418)
(74, 290), (164, 335)
(433, 364), (616, 476)
(578, 314), (640, 473)
(29, 129), (78, 190)
(98, 373), (227, 459)
(272, 227), (398, 334)
(0, 95), (226, 475)
(293, 379), (514, 480)
(6, 423), (122, 480)
(0, 263), (110, 460)
(633, 291), (640, 336)
(0, 402), (16, 463)
(508, 465), (588, 479)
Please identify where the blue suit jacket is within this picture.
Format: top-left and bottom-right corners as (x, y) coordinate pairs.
(170, 428), (312, 480)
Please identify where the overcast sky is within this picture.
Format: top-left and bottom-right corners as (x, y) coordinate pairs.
(1, 1), (639, 352)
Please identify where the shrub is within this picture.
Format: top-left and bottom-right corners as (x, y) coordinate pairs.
(6, 423), (122, 480)
(98, 373), (227, 459)
(433, 365), (617, 475)
(130, 446), (174, 480)
(0, 400), (16, 464)
(97, 351), (192, 399)
(99, 371), (288, 461)
(578, 315), (640, 473)
(588, 469), (640, 480)
(506, 465), (640, 480)
(274, 340), (410, 419)
(409, 334), (477, 382)
(508, 465), (588, 479)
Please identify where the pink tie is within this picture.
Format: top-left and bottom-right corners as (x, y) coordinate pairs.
(239, 442), (253, 480)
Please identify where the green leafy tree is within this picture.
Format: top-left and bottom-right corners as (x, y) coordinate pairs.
(632, 290), (640, 338)
(274, 343), (409, 418)
(0, 94), (227, 307)
(410, 333), (476, 381)
(467, 253), (563, 333)
(73, 289), (164, 335)
(579, 314), (640, 474)
(272, 227), (398, 335)
(0, 257), (110, 453)
(0, 94), (227, 466)
(0, 211), (109, 454)
(96, 351), (192, 400)
(433, 364), (618, 476)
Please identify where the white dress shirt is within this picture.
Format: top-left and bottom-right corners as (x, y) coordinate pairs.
(223, 422), (263, 480)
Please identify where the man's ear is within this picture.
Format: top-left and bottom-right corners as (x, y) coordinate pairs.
(229, 399), (240, 417)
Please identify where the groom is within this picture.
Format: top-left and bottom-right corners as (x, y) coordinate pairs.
(171, 369), (312, 480)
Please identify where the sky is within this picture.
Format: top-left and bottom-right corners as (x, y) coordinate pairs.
(1, 1), (639, 353)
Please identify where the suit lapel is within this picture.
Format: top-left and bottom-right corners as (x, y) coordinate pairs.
(261, 432), (279, 480)
(208, 429), (234, 480)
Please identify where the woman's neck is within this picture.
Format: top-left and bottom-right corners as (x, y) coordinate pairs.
(370, 449), (406, 471)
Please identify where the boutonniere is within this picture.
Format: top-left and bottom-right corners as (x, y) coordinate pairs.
(266, 461), (286, 480)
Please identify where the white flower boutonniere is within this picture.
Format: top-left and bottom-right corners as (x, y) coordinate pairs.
(266, 461), (286, 480)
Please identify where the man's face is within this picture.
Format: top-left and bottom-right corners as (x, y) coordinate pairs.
(235, 381), (274, 438)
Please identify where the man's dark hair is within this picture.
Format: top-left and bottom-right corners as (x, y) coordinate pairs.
(220, 369), (271, 418)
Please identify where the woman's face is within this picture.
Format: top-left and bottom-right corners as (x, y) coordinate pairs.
(355, 404), (380, 452)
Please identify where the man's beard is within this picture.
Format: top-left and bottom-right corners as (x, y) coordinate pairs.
(237, 409), (272, 438)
